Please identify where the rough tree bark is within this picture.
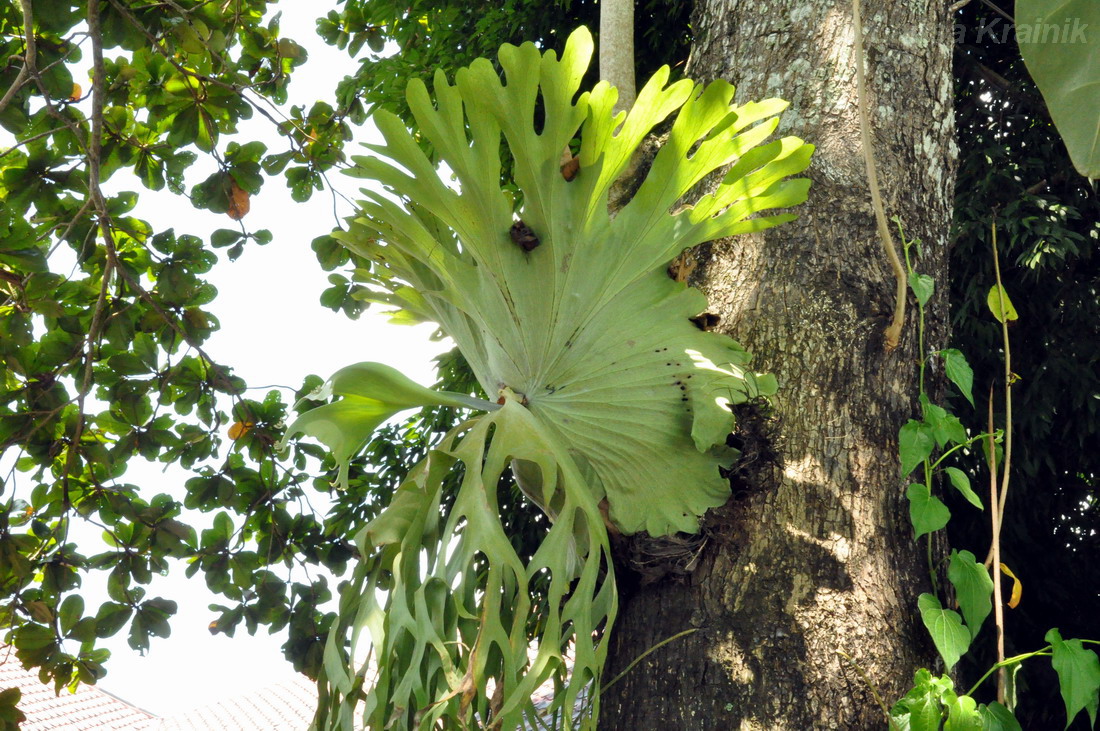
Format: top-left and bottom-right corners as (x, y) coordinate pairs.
(600, 1), (957, 728)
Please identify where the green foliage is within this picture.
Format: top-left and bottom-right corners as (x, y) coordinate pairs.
(939, 349), (975, 408)
(0, 0), (374, 702)
(1015, 0), (1100, 179)
(948, 551), (994, 641)
(895, 214), (1100, 727)
(907, 483), (951, 540)
(952, 5), (1100, 724)
(318, 0), (691, 136)
(1047, 629), (1100, 729)
(918, 594), (971, 672)
(334, 28), (807, 535)
(890, 669), (1020, 731)
(0, 686), (24, 729)
(1, 0), (1097, 727)
(985, 284), (1017, 323)
(290, 26), (810, 729)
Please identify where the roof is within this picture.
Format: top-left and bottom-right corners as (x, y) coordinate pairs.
(0, 646), (156, 730)
(2, 645), (582, 729)
(145, 674), (332, 730)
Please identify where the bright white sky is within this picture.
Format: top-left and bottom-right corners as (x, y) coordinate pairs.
(58, 4), (446, 716)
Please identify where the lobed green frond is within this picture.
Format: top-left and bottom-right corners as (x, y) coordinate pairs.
(292, 25), (810, 730)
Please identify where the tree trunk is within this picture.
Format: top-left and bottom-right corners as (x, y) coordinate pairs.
(600, 1), (957, 728)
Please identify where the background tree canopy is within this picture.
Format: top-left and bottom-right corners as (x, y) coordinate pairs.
(0, 0), (1096, 727)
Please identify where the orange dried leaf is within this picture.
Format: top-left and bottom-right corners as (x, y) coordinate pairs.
(227, 181), (250, 220)
(228, 421), (254, 440)
(70, 84), (82, 101)
(1000, 563), (1023, 609)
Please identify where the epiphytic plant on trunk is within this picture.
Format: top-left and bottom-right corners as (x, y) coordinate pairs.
(282, 27), (812, 729)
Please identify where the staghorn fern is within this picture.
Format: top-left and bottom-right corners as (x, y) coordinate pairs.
(285, 26), (812, 731)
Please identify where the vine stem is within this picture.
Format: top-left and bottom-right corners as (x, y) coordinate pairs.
(852, 0), (906, 351)
(603, 628), (697, 690)
(985, 218), (1014, 703)
(967, 648), (1049, 697)
(987, 386), (1006, 703)
(835, 651), (895, 729)
(990, 220), (1014, 530)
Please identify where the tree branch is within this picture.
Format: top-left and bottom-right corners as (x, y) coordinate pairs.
(59, 0), (113, 518)
(0, 0), (35, 116)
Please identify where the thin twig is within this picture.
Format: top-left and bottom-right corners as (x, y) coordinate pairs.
(836, 650), (895, 728)
(603, 628), (697, 690)
(980, 0), (1014, 24)
(852, 0), (907, 351)
(947, 0), (973, 13)
(86, 0), (106, 209)
(0, 126), (67, 159)
(105, 0), (315, 146)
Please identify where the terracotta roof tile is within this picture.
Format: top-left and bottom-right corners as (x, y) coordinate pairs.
(2, 644), (585, 729)
(0, 646), (156, 730)
(146, 674), (336, 730)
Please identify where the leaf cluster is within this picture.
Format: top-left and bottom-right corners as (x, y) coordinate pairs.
(0, 0), (371, 698)
(948, 3), (1100, 726)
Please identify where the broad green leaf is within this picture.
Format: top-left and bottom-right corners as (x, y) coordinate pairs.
(945, 467), (982, 509)
(58, 595), (84, 636)
(331, 26), (807, 536)
(921, 396), (967, 449)
(318, 398), (617, 730)
(918, 593), (971, 670)
(1016, 0), (1100, 179)
(900, 420), (935, 477)
(1004, 660), (1021, 712)
(890, 677), (939, 731)
(303, 26), (811, 729)
(947, 550), (993, 639)
(1046, 627), (1100, 728)
(282, 362), (496, 487)
(908, 690), (943, 731)
(945, 694), (982, 731)
(909, 272), (935, 307)
(907, 483), (951, 539)
(211, 228), (243, 247)
(978, 702), (1022, 731)
(986, 284), (1018, 323)
(891, 669), (954, 731)
(940, 349), (975, 407)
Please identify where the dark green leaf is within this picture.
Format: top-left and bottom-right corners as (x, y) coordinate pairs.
(900, 420), (935, 477)
(918, 593), (970, 671)
(939, 349), (975, 407)
(947, 550), (993, 640)
(907, 483), (951, 539)
(909, 272), (935, 307)
(1046, 628), (1100, 728)
(977, 702), (1022, 731)
(944, 467), (982, 509)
